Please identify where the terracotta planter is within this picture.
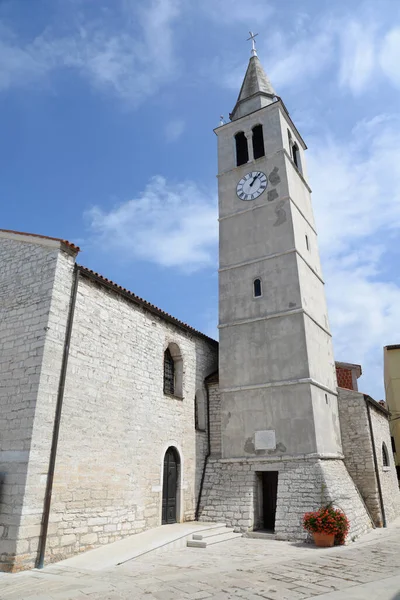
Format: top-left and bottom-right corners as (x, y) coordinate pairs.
(313, 532), (335, 547)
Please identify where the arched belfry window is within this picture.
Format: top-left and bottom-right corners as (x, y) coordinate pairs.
(235, 131), (248, 167)
(164, 343), (183, 398)
(292, 143), (301, 171)
(252, 125), (265, 160)
(382, 442), (390, 467)
(254, 278), (262, 298)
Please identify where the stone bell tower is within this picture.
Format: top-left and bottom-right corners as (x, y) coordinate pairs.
(199, 35), (371, 540)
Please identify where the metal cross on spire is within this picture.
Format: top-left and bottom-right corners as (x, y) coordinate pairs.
(247, 31), (258, 57)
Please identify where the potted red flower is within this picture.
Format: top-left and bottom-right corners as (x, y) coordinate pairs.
(303, 505), (349, 547)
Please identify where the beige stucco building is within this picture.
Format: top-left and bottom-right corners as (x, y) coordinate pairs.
(1, 48), (399, 573)
(384, 345), (400, 481)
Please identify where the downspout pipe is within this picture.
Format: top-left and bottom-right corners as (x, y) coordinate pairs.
(366, 398), (387, 528)
(195, 383), (211, 521)
(36, 264), (80, 569)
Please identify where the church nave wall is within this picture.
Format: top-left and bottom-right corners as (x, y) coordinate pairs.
(44, 274), (217, 564)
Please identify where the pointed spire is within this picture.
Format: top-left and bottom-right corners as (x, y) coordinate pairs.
(230, 35), (277, 121)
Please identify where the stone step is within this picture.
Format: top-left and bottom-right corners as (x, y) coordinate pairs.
(244, 531), (276, 540)
(192, 526), (232, 540)
(187, 529), (242, 548)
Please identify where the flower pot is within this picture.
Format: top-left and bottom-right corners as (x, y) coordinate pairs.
(313, 532), (335, 547)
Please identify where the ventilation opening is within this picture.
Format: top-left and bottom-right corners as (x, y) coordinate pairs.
(254, 278), (262, 298)
(235, 132), (249, 166)
(252, 125), (265, 160)
(325, 394), (329, 405)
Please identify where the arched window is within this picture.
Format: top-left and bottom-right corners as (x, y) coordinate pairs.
(164, 348), (175, 395)
(164, 343), (183, 398)
(382, 442), (390, 467)
(252, 124), (265, 160)
(235, 131), (248, 166)
(254, 278), (262, 298)
(195, 389), (206, 431)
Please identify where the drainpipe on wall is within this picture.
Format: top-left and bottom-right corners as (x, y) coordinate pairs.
(195, 383), (211, 521)
(366, 398), (387, 528)
(36, 264), (80, 569)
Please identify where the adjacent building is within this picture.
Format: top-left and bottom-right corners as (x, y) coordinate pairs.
(384, 345), (400, 481)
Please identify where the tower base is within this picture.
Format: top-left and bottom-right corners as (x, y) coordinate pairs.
(199, 457), (373, 542)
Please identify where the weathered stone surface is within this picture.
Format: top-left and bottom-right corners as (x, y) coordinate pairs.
(0, 236), (217, 571)
(338, 388), (400, 526)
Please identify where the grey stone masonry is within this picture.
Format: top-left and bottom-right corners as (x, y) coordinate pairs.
(338, 388), (400, 526)
(0, 234), (218, 572)
(199, 457), (372, 541)
(0, 236), (75, 572)
(208, 382), (221, 458)
(43, 273), (217, 565)
(200, 459), (372, 540)
(368, 399), (400, 523)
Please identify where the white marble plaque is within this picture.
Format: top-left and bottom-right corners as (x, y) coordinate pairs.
(254, 430), (276, 450)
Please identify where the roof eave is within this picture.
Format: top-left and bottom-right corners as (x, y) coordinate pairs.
(78, 266), (218, 347)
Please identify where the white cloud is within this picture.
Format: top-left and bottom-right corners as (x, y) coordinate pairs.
(200, 0), (273, 24)
(0, 0), (181, 105)
(309, 114), (400, 397)
(164, 118), (185, 142)
(338, 21), (377, 94)
(86, 175), (218, 272)
(380, 27), (400, 89)
(267, 29), (335, 90)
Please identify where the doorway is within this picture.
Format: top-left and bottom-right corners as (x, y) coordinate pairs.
(255, 471), (278, 532)
(162, 447), (180, 524)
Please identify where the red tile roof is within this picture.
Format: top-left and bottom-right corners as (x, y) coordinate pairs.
(78, 266), (218, 346)
(0, 229), (80, 254)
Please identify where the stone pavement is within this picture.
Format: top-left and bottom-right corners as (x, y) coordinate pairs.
(1, 521), (400, 600)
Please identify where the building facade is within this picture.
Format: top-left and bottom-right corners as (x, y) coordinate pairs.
(384, 345), (400, 481)
(0, 48), (399, 573)
(0, 231), (217, 572)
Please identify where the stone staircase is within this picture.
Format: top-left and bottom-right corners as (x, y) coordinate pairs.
(187, 525), (242, 548)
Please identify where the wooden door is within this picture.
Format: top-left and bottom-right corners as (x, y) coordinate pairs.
(162, 448), (178, 524)
(262, 471), (278, 531)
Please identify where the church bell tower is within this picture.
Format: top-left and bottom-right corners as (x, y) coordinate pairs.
(201, 34), (371, 539)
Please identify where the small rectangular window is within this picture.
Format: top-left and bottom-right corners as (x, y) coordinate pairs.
(305, 234), (309, 251)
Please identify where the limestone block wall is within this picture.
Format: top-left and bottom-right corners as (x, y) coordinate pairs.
(337, 388), (381, 523)
(199, 457), (372, 541)
(369, 403), (400, 523)
(0, 237), (75, 571)
(45, 274), (217, 563)
(208, 382), (221, 458)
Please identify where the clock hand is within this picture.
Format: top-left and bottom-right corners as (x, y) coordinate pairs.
(249, 172), (260, 187)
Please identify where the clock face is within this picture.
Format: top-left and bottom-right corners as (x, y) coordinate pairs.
(236, 171), (268, 201)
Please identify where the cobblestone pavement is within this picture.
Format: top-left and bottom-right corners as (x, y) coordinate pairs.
(1, 523), (400, 600)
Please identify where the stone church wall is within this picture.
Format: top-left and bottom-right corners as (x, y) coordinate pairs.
(368, 402), (400, 523)
(44, 274), (217, 564)
(0, 238), (75, 571)
(338, 388), (400, 526)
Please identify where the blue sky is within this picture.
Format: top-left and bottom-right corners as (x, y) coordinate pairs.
(1, 0), (400, 398)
